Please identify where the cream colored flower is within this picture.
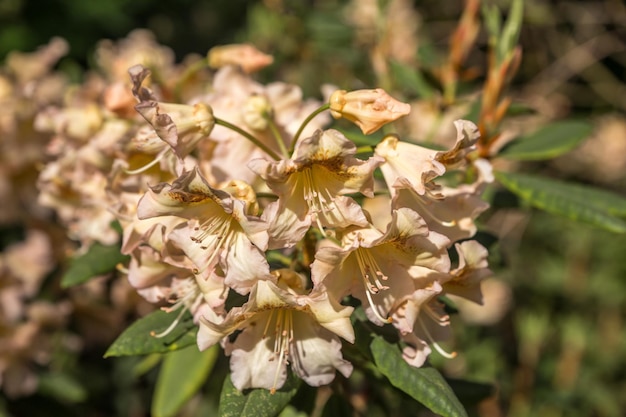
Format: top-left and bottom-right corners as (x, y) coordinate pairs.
(312, 208), (450, 326)
(375, 133), (445, 196)
(136, 168), (269, 294)
(249, 129), (383, 248)
(392, 184), (489, 244)
(198, 272), (354, 393)
(329, 88), (411, 134)
(442, 240), (492, 304)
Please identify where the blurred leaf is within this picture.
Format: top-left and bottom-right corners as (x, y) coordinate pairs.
(278, 405), (308, 417)
(218, 372), (300, 417)
(481, 4), (501, 50)
(370, 336), (467, 417)
(132, 353), (163, 378)
(495, 171), (626, 233)
(104, 309), (197, 357)
(152, 345), (219, 417)
(37, 372), (88, 403)
(321, 393), (353, 417)
(498, 0), (524, 62)
(61, 242), (129, 288)
(499, 120), (593, 160)
(389, 60), (435, 99)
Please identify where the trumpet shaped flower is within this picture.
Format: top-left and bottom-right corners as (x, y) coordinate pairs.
(198, 271), (354, 393)
(249, 129), (382, 248)
(312, 208), (450, 327)
(136, 168), (269, 294)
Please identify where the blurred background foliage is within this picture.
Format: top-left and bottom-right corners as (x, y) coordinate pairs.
(1, 0), (625, 416)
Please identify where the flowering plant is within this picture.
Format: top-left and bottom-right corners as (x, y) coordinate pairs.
(3, 1), (626, 416)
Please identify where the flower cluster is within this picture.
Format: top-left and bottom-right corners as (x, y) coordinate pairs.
(36, 35), (493, 394)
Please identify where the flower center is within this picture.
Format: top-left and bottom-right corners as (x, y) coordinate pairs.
(411, 189), (457, 228)
(190, 213), (237, 267)
(263, 308), (295, 394)
(300, 166), (344, 233)
(354, 247), (392, 323)
(417, 304), (456, 359)
(151, 277), (202, 338)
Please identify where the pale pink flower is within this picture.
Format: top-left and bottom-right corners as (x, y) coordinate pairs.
(198, 272), (354, 393)
(399, 298), (454, 368)
(374, 134), (445, 196)
(208, 44), (274, 73)
(442, 240), (492, 304)
(312, 207), (450, 326)
(329, 88), (411, 134)
(392, 183), (489, 244)
(136, 168), (269, 294)
(202, 66), (328, 183)
(249, 129), (383, 248)
(129, 65), (214, 172)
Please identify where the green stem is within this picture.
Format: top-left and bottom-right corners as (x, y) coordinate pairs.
(290, 103), (331, 153)
(355, 145), (374, 155)
(215, 118), (281, 161)
(265, 115), (289, 158)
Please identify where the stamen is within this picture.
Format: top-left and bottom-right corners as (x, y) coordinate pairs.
(189, 216), (235, 268)
(424, 304), (450, 323)
(270, 309), (294, 395)
(125, 149), (168, 175)
(354, 247), (392, 323)
(151, 278), (200, 338)
(412, 191), (457, 228)
(417, 315), (457, 359)
(150, 304), (188, 338)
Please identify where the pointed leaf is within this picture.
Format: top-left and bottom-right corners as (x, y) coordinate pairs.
(498, 0), (524, 62)
(370, 336), (467, 417)
(389, 59), (435, 99)
(499, 120), (593, 160)
(152, 344), (219, 417)
(218, 373), (300, 417)
(61, 242), (129, 288)
(104, 309), (197, 357)
(37, 372), (88, 403)
(495, 171), (626, 233)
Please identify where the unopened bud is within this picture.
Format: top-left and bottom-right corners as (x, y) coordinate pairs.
(243, 95), (272, 131)
(208, 44), (274, 73)
(329, 88), (411, 135)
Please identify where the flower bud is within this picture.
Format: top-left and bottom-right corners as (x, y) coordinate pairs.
(208, 44), (274, 73)
(329, 88), (411, 134)
(242, 94), (272, 131)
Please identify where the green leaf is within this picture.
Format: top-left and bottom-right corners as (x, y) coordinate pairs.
(218, 372), (300, 417)
(495, 171), (626, 233)
(104, 309), (197, 357)
(37, 372), (88, 403)
(499, 120), (593, 160)
(388, 59), (435, 99)
(498, 0), (524, 62)
(152, 344), (219, 417)
(61, 242), (129, 288)
(370, 336), (467, 417)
